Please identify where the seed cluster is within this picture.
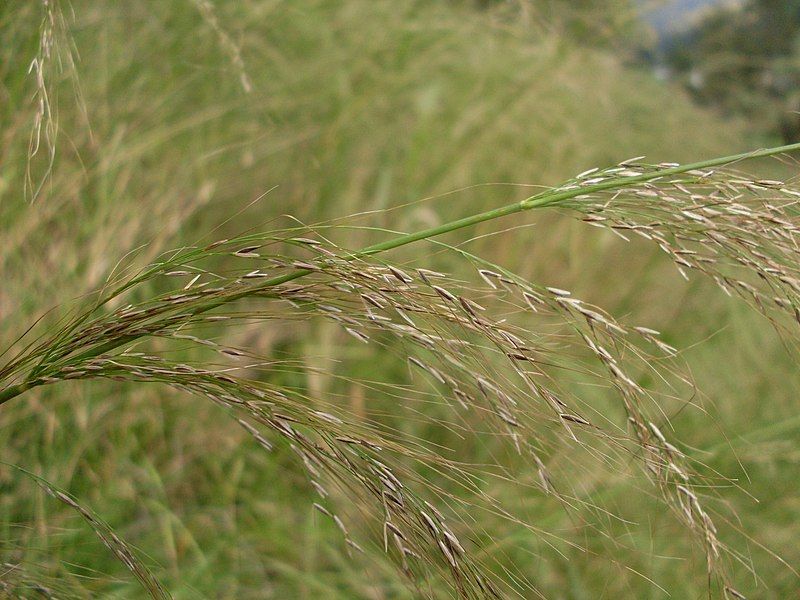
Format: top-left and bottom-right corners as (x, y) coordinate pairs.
(566, 161), (800, 339)
(4, 155), (799, 597)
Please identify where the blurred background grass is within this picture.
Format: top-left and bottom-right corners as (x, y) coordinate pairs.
(1, 0), (799, 597)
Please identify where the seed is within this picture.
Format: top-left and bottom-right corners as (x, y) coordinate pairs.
(648, 422), (667, 443)
(234, 246), (261, 256)
(576, 167), (599, 179)
(523, 291), (544, 311)
(432, 285), (457, 303)
(669, 462), (689, 481)
(417, 268), (446, 281)
(361, 293), (386, 309)
(724, 586), (747, 600)
(442, 528), (465, 556)
(313, 411), (343, 425)
(478, 269), (500, 289)
(419, 510), (439, 536)
(310, 480), (328, 498)
(327, 515), (346, 537)
(546, 287), (571, 297)
(386, 520), (404, 538)
(346, 539), (364, 553)
(559, 413), (589, 426)
(388, 265), (413, 283)
(498, 407), (519, 427)
(395, 308), (416, 327)
(183, 273), (202, 289)
(345, 327), (369, 343)
(458, 296), (484, 316)
(292, 261), (318, 270)
(438, 540), (457, 567)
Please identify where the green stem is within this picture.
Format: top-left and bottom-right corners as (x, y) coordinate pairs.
(2, 141), (800, 406)
(0, 382), (33, 405)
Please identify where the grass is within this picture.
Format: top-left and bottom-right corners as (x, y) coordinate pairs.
(2, 1), (800, 598)
(4, 139), (800, 597)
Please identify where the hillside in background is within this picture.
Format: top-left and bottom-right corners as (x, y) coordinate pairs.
(646, 0), (800, 141)
(639, 0), (742, 37)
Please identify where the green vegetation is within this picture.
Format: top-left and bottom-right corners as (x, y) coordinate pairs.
(662, 0), (800, 140)
(2, 1), (799, 598)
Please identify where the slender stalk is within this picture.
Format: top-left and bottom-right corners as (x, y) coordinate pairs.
(0, 382), (33, 405)
(2, 141), (799, 407)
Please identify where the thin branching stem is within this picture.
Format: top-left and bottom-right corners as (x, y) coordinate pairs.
(1, 141), (799, 407)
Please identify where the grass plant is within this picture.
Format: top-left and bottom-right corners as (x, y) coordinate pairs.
(3, 1), (800, 598)
(3, 141), (800, 598)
